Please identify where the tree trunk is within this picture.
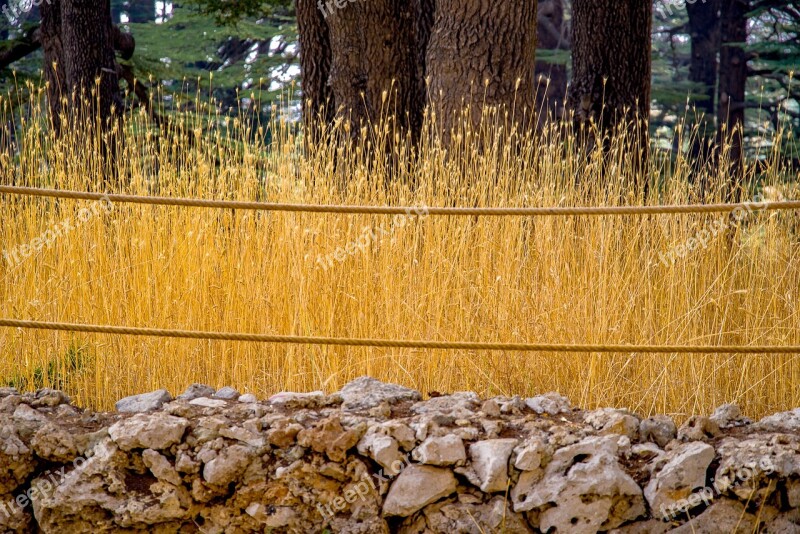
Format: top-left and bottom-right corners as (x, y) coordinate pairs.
(363, 0), (421, 138)
(567, 0), (652, 145)
(324, 2), (370, 138)
(686, 0), (720, 164)
(535, 0), (568, 126)
(426, 0), (538, 136)
(60, 0), (119, 130)
(40, 0), (66, 136)
(297, 0), (335, 140)
(717, 0), (748, 195)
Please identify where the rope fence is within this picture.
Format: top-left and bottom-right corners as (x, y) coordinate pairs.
(0, 319), (799, 354)
(2, 185), (800, 354)
(3, 185), (800, 216)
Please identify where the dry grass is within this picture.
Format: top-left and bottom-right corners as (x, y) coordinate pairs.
(1, 83), (799, 421)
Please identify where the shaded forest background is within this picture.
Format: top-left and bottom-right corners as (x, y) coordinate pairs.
(0, 0), (798, 162)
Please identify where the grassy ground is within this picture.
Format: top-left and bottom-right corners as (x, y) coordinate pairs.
(1, 87), (798, 420)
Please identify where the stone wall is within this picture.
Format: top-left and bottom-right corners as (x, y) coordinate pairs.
(1, 377), (799, 533)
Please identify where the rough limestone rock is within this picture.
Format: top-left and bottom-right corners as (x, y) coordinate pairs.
(584, 408), (640, 440)
(296, 416), (365, 462)
(709, 403), (751, 428)
(468, 439), (517, 493)
(412, 435), (467, 466)
(644, 441), (716, 516)
(238, 393), (258, 403)
(512, 435), (646, 533)
(339, 377), (421, 411)
(202, 444), (256, 486)
(114, 389), (172, 413)
(524, 392), (571, 415)
(677, 416), (722, 442)
(108, 412), (189, 451)
(213, 386), (240, 400)
(755, 407), (800, 432)
(400, 496), (534, 533)
(2, 379), (800, 533)
(176, 383), (215, 401)
(639, 415), (677, 448)
(382, 465), (457, 517)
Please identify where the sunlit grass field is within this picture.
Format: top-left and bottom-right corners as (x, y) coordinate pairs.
(1, 83), (799, 421)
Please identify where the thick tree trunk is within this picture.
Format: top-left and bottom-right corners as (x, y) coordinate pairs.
(297, 0), (335, 139)
(363, 0), (422, 140)
(60, 0), (119, 130)
(717, 0), (748, 194)
(567, 0), (652, 145)
(40, 0), (67, 136)
(687, 0), (720, 164)
(426, 0), (538, 136)
(324, 2), (370, 138)
(535, 0), (568, 126)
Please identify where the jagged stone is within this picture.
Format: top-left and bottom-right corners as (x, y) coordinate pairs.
(339, 377), (421, 411)
(644, 441), (716, 518)
(639, 415), (677, 448)
(383, 465), (457, 517)
(412, 435), (466, 466)
(468, 439), (517, 493)
(176, 384), (215, 401)
(512, 435), (645, 533)
(115, 389), (172, 413)
(584, 408), (640, 440)
(709, 403), (751, 428)
(677, 416), (721, 442)
(108, 412), (189, 451)
(213, 386), (240, 400)
(524, 392), (571, 415)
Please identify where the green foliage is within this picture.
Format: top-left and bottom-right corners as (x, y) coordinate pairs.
(184, 0), (293, 26)
(2, 341), (93, 392)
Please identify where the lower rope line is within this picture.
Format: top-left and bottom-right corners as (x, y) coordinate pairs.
(1, 319), (798, 354)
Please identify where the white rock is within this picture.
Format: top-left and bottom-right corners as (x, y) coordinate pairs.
(358, 433), (404, 473)
(142, 449), (182, 485)
(108, 412), (188, 451)
(189, 398), (228, 408)
(639, 415), (677, 448)
(339, 377), (421, 411)
(514, 438), (547, 471)
(176, 384), (215, 401)
(213, 386), (240, 400)
(238, 393), (258, 403)
(115, 389), (172, 413)
(412, 435), (467, 466)
(469, 438), (517, 492)
(382, 465), (457, 517)
(644, 441), (715, 517)
(525, 392), (571, 415)
(202, 444), (256, 486)
(512, 435), (645, 533)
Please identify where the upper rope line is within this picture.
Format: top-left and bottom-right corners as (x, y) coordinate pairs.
(1, 319), (799, 354)
(2, 185), (800, 216)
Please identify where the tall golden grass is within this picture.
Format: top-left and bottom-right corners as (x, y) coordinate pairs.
(0, 81), (798, 421)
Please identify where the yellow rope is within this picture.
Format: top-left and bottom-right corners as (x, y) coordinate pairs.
(2, 185), (799, 216)
(1, 319), (798, 353)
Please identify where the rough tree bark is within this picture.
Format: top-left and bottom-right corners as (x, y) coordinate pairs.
(687, 0), (720, 164)
(324, 2), (370, 138)
(426, 0), (538, 136)
(535, 0), (568, 126)
(363, 0), (422, 140)
(40, 0), (67, 136)
(61, 0), (119, 127)
(297, 0), (335, 140)
(567, 0), (652, 148)
(717, 0), (748, 193)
